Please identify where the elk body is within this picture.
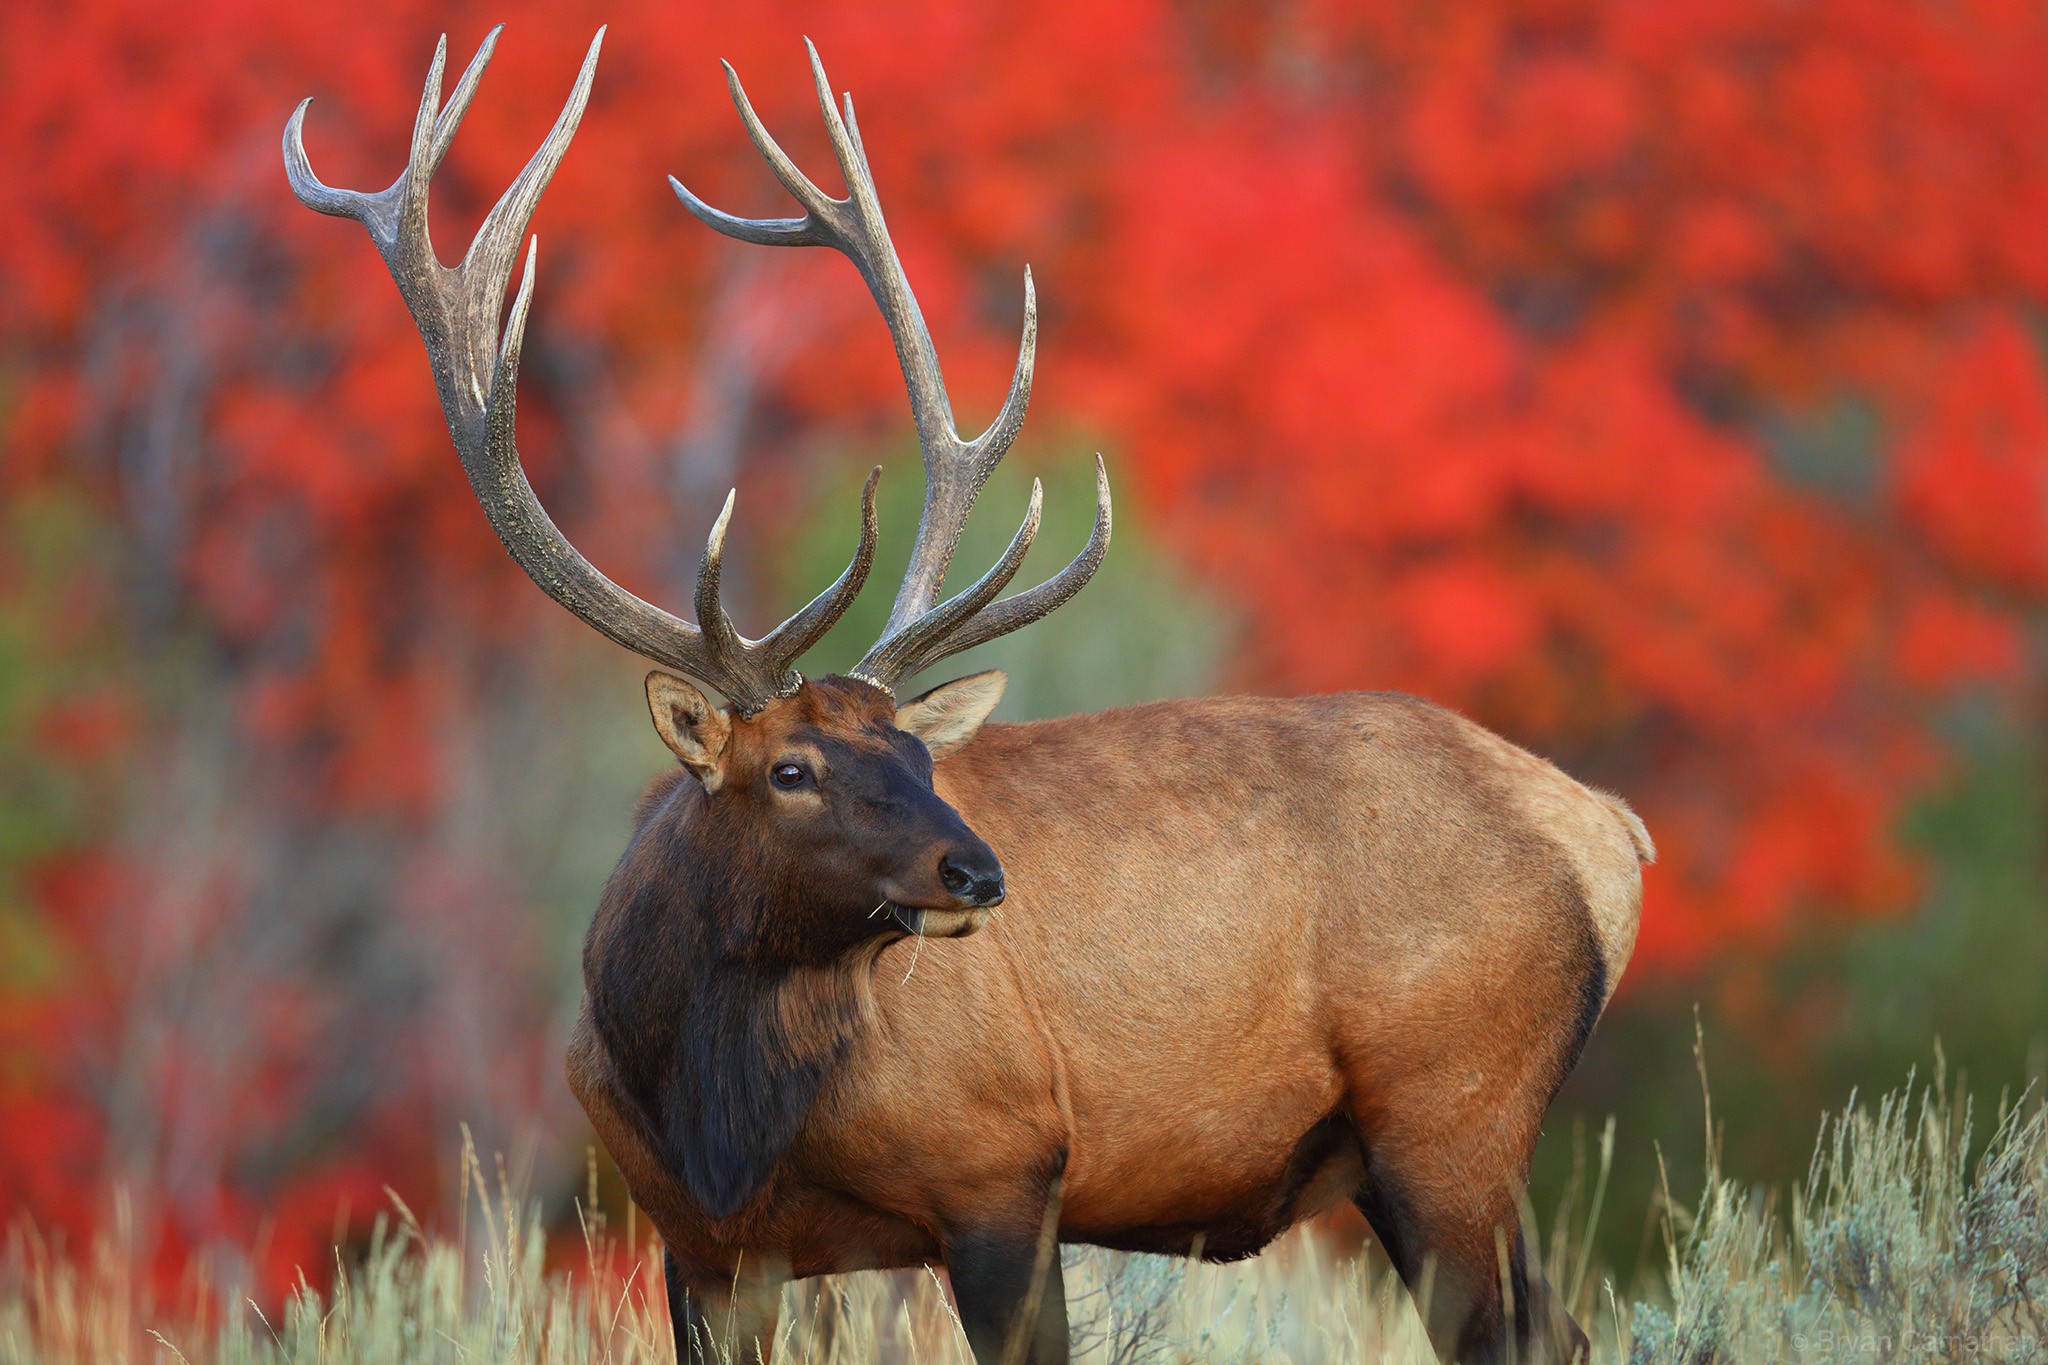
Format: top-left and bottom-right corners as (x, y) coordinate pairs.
(288, 29), (1654, 1365)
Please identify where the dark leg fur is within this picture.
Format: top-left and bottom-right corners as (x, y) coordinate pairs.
(1352, 1170), (1587, 1365)
(945, 1225), (1069, 1365)
(665, 1247), (786, 1364)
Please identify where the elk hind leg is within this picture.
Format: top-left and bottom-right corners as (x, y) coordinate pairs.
(1349, 1126), (1588, 1364)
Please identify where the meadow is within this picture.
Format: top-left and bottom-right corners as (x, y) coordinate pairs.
(5, 1050), (2042, 1365)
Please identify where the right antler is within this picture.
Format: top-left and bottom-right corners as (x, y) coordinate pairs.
(283, 29), (879, 716)
(673, 41), (1112, 696)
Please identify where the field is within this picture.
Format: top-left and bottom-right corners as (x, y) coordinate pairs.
(5, 1053), (2042, 1365)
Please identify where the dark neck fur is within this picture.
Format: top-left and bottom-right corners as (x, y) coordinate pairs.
(584, 777), (870, 1222)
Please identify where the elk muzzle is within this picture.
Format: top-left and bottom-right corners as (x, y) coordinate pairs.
(937, 845), (1005, 908)
(885, 836), (1004, 938)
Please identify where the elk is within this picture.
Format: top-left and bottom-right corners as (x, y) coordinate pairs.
(286, 27), (1654, 1365)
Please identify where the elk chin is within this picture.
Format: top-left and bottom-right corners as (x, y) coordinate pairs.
(885, 903), (990, 939)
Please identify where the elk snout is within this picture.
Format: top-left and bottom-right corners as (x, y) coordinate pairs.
(937, 845), (1005, 908)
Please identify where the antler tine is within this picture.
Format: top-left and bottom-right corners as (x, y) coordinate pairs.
(721, 58), (841, 221)
(694, 490), (749, 666)
(669, 174), (824, 248)
(672, 51), (949, 408)
(685, 470), (884, 684)
(675, 41), (1107, 695)
(287, 29), (871, 716)
(906, 454), (1113, 664)
(755, 466), (883, 665)
(427, 27), (498, 177)
(855, 481), (1044, 687)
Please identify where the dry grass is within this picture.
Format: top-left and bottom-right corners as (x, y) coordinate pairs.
(2, 1059), (2043, 1364)
(1632, 1052), (2048, 1363)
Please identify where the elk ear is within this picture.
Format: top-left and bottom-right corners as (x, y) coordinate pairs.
(895, 670), (1007, 760)
(646, 672), (731, 792)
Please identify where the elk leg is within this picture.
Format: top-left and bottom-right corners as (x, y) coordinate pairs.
(944, 1223), (1068, 1365)
(665, 1247), (787, 1364)
(1350, 1138), (1588, 1365)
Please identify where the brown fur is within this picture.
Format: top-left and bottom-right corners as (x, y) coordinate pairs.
(568, 678), (1648, 1364)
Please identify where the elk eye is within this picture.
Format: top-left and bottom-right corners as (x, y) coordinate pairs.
(770, 762), (809, 790)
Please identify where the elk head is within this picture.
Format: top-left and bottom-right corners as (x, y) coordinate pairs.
(284, 28), (1110, 951)
(647, 669), (1010, 947)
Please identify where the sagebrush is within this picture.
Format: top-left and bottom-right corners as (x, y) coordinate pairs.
(3, 1061), (2042, 1364)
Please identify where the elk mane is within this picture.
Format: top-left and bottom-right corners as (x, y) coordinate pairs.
(586, 782), (865, 1221)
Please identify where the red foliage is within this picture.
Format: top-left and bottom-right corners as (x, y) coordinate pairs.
(3, 0), (2046, 1286)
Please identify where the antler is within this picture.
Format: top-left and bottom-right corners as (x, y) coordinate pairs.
(283, 29), (880, 715)
(672, 41), (1112, 695)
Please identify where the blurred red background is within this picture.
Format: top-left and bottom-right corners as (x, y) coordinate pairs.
(3, 0), (2045, 1296)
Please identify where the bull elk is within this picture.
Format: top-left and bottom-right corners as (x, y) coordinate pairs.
(287, 27), (1654, 1365)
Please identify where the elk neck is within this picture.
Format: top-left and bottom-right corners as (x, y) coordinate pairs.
(583, 769), (890, 1223)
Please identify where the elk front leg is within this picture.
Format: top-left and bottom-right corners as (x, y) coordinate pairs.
(943, 1200), (1068, 1365)
(665, 1248), (787, 1364)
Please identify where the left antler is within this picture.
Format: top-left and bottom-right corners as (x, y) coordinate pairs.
(283, 29), (880, 715)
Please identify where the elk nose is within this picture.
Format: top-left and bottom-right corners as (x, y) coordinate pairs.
(938, 848), (1005, 907)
